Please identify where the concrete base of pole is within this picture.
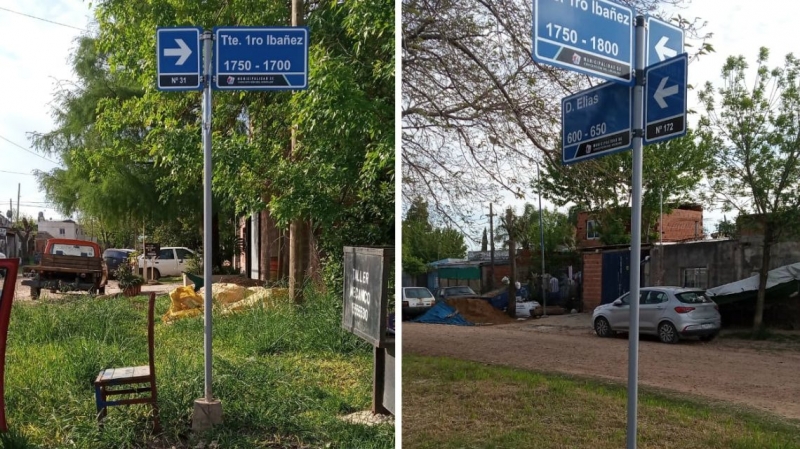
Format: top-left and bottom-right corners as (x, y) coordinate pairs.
(192, 398), (223, 432)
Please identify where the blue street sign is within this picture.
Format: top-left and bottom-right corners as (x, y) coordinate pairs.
(646, 17), (684, 67)
(214, 27), (309, 90)
(533, 0), (635, 85)
(156, 27), (202, 91)
(645, 53), (687, 144)
(562, 81), (632, 164)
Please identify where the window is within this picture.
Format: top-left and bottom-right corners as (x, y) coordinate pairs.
(642, 290), (667, 304)
(586, 220), (599, 239)
(618, 293), (630, 305)
(176, 249), (193, 260)
(158, 248), (175, 260)
(59, 228), (66, 235)
(683, 268), (708, 289)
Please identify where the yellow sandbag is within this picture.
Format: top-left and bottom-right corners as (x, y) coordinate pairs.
(197, 283), (247, 305)
(162, 285), (204, 323)
(220, 287), (291, 314)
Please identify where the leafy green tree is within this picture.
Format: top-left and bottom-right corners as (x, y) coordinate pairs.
(698, 47), (800, 330)
(402, 197), (467, 274)
(494, 203), (575, 252)
(32, 1), (394, 288)
(535, 129), (713, 244)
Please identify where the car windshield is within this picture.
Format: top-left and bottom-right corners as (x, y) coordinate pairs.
(104, 250), (128, 259)
(447, 286), (476, 295)
(50, 244), (95, 257)
(676, 291), (713, 304)
(405, 288), (433, 299)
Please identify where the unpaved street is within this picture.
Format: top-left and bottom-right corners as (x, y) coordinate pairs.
(403, 317), (800, 420)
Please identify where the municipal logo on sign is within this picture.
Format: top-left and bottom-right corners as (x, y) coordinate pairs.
(562, 81), (632, 164)
(533, 0), (635, 85)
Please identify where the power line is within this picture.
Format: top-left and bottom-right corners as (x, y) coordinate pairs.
(0, 6), (87, 32)
(0, 135), (59, 164)
(0, 169), (35, 176)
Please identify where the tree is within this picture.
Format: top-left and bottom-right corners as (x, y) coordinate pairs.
(481, 228), (488, 251)
(698, 47), (800, 331)
(402, 197), (467, 274)
(12, 216), (36, 262)
(535, 129), (713, 244)
(402, 0), (713, 236)
(494, 203), (575, 252)
(32, 0), (394, 290)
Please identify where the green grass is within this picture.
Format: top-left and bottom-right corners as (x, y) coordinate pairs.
(403, 355), (800, 449)
(3, 290), (394, 448)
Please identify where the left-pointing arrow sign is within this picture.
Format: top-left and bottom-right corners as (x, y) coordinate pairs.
(164, 39), (191, 65)
(654, 36), (677, 62)
(653, 76), (679, 109)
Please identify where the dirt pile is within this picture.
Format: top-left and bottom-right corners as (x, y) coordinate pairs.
(446, 298), (516, 325)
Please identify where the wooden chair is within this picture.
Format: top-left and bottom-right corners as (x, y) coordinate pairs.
(94, 292), (160, 432)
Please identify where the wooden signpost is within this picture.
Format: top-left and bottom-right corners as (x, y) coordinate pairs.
(342, 246), (394, 415)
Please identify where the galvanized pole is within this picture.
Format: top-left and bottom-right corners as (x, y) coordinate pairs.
(201, 30), (214, 403)
(489, 203), (495, 290)
(537, 163), (547, 316)
(627, 15), (646, 449)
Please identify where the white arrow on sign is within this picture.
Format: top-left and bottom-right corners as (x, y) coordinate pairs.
(654, 76), (679, 108)
(654, 36), (677, 62)
(163, 38), (192, 65)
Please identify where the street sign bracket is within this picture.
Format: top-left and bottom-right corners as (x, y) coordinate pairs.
(632, 129), (644, 138)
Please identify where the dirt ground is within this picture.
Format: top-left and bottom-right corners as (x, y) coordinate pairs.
(403, 315), (800, 421)
(3, 274), (183, 301)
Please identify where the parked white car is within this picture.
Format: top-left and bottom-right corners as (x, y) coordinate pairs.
(137, 247), (195, 279)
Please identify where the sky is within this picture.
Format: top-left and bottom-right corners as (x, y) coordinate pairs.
(0, 0), (92, 222)
(0, 0), (797, 233)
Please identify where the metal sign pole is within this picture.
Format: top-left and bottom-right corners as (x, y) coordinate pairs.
(627, 16), (646, 449)
(201, 30), (214, 403)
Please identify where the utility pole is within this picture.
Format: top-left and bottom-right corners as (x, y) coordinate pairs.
(489, 203), (495, 291)
(537, 163), (547, 316)
(16, 184), (20, 223)
(506, 207), (517, 318)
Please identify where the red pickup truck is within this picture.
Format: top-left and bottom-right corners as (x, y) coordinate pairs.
(22, 238), (108, 298)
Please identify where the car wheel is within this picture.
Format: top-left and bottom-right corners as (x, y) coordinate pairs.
(699, 333), (717, 342)
(152, 269), (161, 280)
(594, 317), (613, 337)
(658, 322), (680, 344)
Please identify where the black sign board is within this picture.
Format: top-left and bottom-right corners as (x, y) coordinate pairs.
(342, 246), (392, 348)
(144, 243), (161, 258)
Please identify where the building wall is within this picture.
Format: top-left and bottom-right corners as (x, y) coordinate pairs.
(37, 220), (86, 241)
(649, 238), (800, 290)
(576, 208), (704, 248)
(582, 252), (603, 310)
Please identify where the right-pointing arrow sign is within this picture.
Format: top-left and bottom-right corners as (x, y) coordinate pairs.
(164, 38), (192, 65)
(653, 76), (679, 108)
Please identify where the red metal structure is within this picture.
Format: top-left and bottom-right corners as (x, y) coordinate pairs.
(0, 257), (20, 431)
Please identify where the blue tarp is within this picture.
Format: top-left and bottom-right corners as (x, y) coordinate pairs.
(484, 287), (529, 310)
(412, 301), (474, 325)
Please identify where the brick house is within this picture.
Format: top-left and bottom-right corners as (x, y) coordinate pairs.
(576, 204), (704, 248)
